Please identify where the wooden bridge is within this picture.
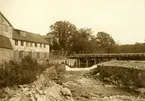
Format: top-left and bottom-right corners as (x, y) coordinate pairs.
(67, 53), (145, 67)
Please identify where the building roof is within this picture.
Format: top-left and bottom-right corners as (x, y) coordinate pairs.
(0, 35), (13, 49)
(0, 11), (13, 28)
(0, 11), (49, 44)
(13, 29), (49, 44)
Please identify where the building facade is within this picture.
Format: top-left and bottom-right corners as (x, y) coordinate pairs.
(0, 11), (50, 62)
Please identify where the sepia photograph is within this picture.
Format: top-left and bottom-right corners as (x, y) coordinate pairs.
(0, 0), (145, 101)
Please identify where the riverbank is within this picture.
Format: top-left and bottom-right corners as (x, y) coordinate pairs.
(64, 66), (145, 101)
(91, 60), (145, 89)
(1, 59), (145, 101)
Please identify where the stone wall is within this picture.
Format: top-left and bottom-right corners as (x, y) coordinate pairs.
(0, 13), (12, 38)
(10, 39), (50, 53)
(13, 50), (49, 61)
(0, 48), (13, 63)
(92, 60), (145, 89)
(10, 38), (50, 61)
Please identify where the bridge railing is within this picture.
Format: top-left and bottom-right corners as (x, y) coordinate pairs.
(68, 53), (145, 58)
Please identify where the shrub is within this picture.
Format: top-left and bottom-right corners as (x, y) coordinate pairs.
(44, 64), (66, 85)
(0, 56), (66, 88)
(0, 56), (48, 88)
(55, 64), (66, 84)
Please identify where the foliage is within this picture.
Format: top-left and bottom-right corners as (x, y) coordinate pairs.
(47, 64), (66, 84)
(71, 28), (93, 53)
(50, 21), (77, 56)
(49, 20), (120, 54)
(0, 55), (67, 88)
(117, 43), (145, 53)
(0, 56), (48, 88)
(49, 20), (145, 54)
(96, 32), (117, 53)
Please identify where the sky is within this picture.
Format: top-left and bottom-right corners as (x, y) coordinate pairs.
(0, 0), (145, 44)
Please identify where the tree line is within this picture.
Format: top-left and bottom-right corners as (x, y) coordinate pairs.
(47, 21), (145, 56)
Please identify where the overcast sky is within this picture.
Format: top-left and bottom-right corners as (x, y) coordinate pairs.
(0, 0), (145, 44)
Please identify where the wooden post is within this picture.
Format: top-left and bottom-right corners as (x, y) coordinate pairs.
(67, 59), (70, 66)
(86, 59), (89, 67)
(94, 59), (97, 64)
(77, 59), (80, 67)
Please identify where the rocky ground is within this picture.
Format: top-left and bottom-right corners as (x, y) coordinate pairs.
(0, 66), (74, 101)
(1, 64), (145, 101)
(64, 65), (145, 101)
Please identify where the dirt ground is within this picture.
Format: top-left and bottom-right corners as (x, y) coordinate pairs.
(63, 66), (145, 101)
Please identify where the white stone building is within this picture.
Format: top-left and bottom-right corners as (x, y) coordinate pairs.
(0, 11), (50, 62)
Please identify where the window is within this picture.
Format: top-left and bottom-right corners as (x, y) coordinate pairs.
(44, 53), (47, 58)
(28, 52), (32, 57)
(40, 43), (42, 48)
(35, 43), (37, 47)
(20, 31), (26, 36)
(30, 42), (33, 47)
(26, 42), (29, 47)
(21, 40), (24, 46)
(15, 40), (18, 45)
(19, 51), (23, 58)
(37, 52), (40, 58)
(44, 44), (46, 48)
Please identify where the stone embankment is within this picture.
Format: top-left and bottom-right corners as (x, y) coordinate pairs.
(92, 60), (145, 89)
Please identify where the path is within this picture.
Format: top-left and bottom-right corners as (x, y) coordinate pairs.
(63, 65), (145, 101)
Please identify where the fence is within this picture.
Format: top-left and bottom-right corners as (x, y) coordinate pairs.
(48, 55), (77, 67)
